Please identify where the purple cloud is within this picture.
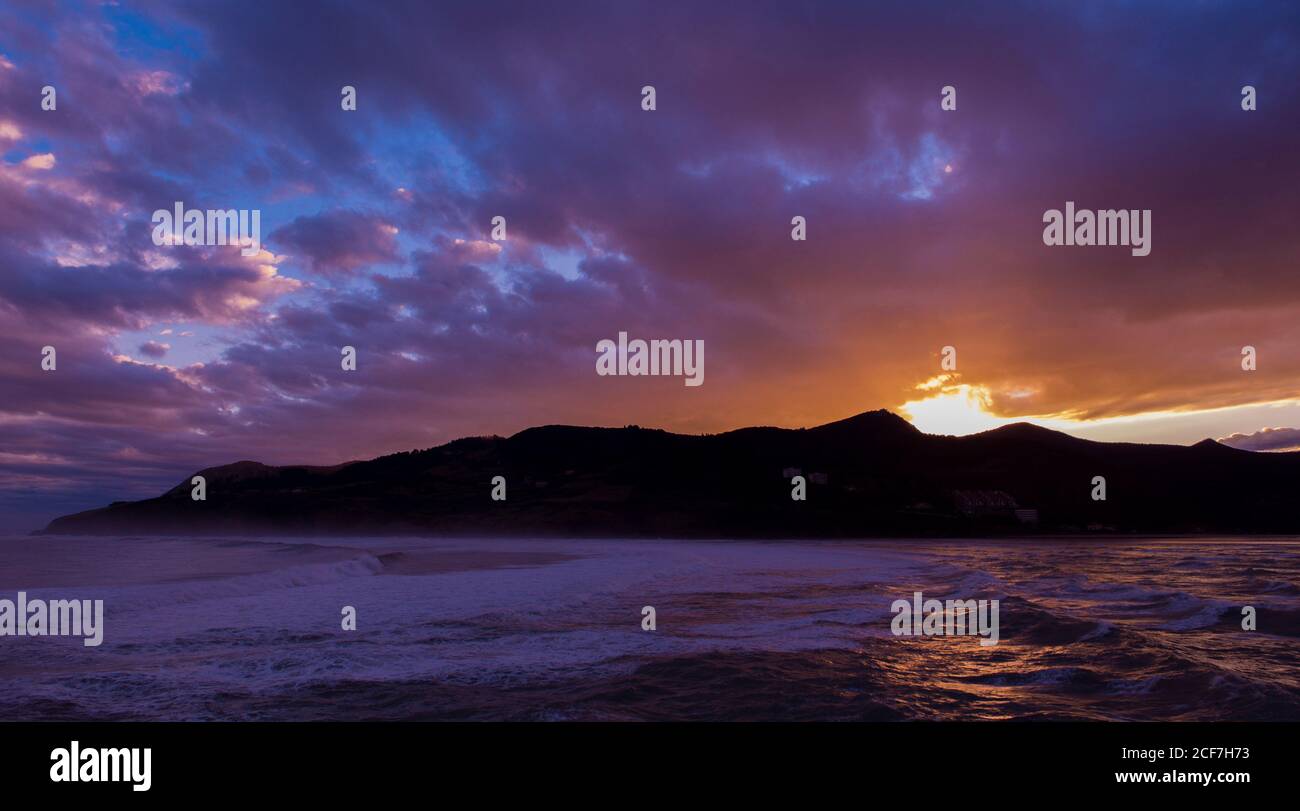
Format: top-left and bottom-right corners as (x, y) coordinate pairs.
(271, 210), (401, 275)
(138, 340), (170, 358)
(1220, 427), (1300, 453)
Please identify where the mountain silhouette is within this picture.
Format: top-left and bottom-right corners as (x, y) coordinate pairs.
(39, 409), (1300, 537)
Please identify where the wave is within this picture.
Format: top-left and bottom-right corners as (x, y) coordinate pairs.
(82, 553), (387, 613)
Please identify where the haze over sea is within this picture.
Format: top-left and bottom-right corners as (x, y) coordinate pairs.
(1, 536), (1297, 721)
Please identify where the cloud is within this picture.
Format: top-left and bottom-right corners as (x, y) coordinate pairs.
(0, 249), (300, 331)
(19, 153), (57, 170)
(270, 210), (401, 275)
(129, 70), (189, 97)
(1219, 427), (1300, 453)
(138, 340), (170, 358)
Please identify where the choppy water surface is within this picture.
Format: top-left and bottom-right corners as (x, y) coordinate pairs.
(0, 535), (1296, 720)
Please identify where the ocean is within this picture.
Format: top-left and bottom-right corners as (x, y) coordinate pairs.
(1, 535), (1296, 721)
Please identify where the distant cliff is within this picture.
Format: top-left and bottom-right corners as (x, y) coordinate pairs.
(39, 410), (1300, 537)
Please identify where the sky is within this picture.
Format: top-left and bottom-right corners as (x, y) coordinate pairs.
(1, 0), (1299, 531)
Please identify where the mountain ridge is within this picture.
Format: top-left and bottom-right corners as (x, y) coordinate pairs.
(39, 410), (1300, 537)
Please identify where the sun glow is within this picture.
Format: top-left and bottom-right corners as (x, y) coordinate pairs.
(899, 376), (1300, 447)
(901, 384), (1010, 435)
(899, 377), (1076, 436)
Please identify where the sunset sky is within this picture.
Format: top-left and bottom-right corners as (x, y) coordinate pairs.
(2, 1), (1299, 530)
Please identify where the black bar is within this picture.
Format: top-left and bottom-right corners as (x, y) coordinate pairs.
(0, 721), (1286, 798)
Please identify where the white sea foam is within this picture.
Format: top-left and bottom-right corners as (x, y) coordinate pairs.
(1, 536), (1297, 720)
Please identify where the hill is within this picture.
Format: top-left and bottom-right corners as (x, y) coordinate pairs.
(39, 410), (1300, 537)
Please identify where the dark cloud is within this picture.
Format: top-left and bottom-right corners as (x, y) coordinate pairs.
(138, 340), (169, 358)
(270, 210), (401, 275)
